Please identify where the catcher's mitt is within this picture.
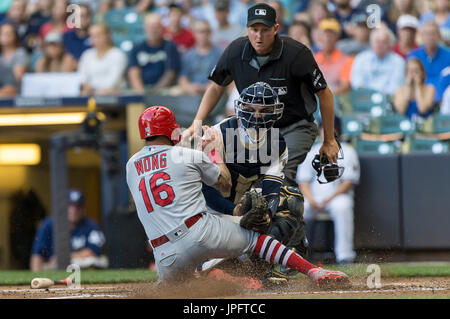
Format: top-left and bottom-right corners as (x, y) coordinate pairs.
(238, 190), (271, 233)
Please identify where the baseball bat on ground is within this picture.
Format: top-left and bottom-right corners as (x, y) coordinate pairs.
(31, 277), (72, 289)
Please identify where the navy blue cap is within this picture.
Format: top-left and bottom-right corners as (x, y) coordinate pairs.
(68, 189), (85, 206)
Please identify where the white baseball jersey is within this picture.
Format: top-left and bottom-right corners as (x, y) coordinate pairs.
(126, 145), (220, 243)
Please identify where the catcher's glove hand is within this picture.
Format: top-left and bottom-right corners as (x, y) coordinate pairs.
(238, 190), (271, 233)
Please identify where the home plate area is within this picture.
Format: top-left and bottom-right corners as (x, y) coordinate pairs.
(0, 276), (448, 299)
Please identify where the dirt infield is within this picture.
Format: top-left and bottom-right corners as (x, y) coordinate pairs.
(1, 276), (449, 299)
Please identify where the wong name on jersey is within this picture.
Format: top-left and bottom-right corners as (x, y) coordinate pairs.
(134, 152), (167, 176)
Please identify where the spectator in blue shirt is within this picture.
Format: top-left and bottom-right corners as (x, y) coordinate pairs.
(128, 13), (181, 94)
(62, 3), (92, 72)
(393, 58), (436, 121)
(350, 26), (406, 96)
(27, 0), (53, 40)
(177, 20), (222, 96)
(30, 189), (106, 272)
(331, 0), (361, 39)
(407, 21), (450, 102)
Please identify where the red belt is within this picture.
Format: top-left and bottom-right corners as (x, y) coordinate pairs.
(150, 214), (202, 248)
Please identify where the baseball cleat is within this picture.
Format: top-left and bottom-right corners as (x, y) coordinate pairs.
(208, 269), (263, 290)
(274, 265), (298, 278)
(307, 267), (351, 289)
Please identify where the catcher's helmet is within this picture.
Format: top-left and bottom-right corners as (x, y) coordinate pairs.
(235, 82), (284, 142)
(138, 105), (181, 144)
(311, 138), (345, 184)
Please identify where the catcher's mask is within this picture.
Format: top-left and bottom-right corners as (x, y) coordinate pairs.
(235, 82), (284, 143)
(312, 140), (345, 184)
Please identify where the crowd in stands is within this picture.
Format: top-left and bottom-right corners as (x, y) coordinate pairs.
(0, 0), (448, 126)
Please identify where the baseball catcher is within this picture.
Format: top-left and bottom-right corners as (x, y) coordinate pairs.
(198, 82), (310, 283)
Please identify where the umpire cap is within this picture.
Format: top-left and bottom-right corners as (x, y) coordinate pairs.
(247, 3), (276, 27)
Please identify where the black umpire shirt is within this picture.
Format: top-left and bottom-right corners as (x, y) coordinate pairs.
(208, 35), (328, 128)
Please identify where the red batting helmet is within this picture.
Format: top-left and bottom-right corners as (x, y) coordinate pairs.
(138, 106), (181, 144)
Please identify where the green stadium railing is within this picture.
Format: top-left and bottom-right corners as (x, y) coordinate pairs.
(366, 113), (415, 135)
(349, 88), (390, 116)
(355, 139), (401, 155)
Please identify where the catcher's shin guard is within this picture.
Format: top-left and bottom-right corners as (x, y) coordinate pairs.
(267, 215), (298, 245)
(270, 185), (308, 256)
(262, 216), (306, 282)
(287, 220), (309, 257)
(266, 186), (310, 279)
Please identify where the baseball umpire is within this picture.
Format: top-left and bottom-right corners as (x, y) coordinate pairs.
(182, 3), (339, 274)
(126, 105), (349, 288)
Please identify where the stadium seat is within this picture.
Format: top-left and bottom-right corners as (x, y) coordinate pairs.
(105, 9), (144, 50)
(129, 24), (146, 41)
(366, 114), (414, 135)
(419, 114), (450, 134)
(341, 114), (363, 139)
(349, 88), (389, 116)
(407, 137), (449, 154)
(356, 139), (399, 154)
(118, 39), (135, 52)
(111, 33), (135, 52)
(104, 9), (143, 28)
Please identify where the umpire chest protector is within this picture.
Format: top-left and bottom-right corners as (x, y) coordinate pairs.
(209, 35), (328, 128)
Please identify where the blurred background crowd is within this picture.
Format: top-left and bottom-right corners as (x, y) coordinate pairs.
(0, 0), (449, 156)
(0, 1), (447, 103)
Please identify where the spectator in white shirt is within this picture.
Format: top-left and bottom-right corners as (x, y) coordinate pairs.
(78, 24), (127, 96)
(441, 87), (450, 114)
(350, 25), (406, 96)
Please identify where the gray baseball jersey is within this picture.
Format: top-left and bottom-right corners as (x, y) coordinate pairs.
(126, 145), (220, 243)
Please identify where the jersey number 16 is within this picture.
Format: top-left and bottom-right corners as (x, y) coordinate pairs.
(138, 172), (175, 213)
